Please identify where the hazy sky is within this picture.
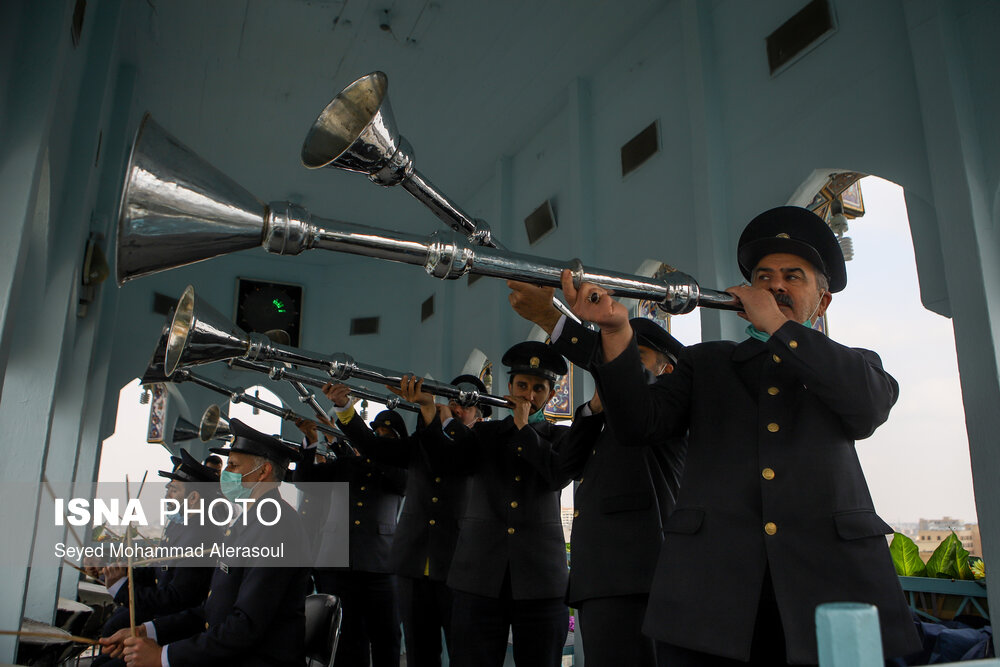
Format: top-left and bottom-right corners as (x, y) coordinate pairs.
(99, 176), (978, 526)
(819, 177), (976, 526)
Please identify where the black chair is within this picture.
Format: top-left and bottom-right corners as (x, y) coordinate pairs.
(304, 593), (341, 667)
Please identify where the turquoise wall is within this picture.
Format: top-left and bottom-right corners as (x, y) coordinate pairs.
(1, 0), (998, 660)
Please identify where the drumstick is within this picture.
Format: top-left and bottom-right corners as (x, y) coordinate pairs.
(125, 475), (137, 639)
(0, 629), (98, 645)
(61, 560), (92, 576)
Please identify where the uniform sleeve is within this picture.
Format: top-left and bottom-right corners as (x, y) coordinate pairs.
(556, 404), (605, 481)
(549, 317), (601, 368)
(292, 452), (342, 483)
(340, 416), (414, 468)
(150, 606), (206, 647)
(124, 567), (213, 620)
(767, 320), (898, 439)
(592, 334), (691, 447)
(417, 416), (479, 475)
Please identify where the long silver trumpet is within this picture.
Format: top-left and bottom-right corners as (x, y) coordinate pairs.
(229, 358), (422, 414)
(172, 417), (201, 443)
(200, 404), (339, 460)
(242, 331), (337, 425)
(165, 285), (512, 410)
(302, 71), (581, 323)
(198, 404), (234, 442)
(115, 115), (740, 315)
(141, 325), (346, 440)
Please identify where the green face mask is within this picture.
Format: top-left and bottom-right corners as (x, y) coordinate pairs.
(528, 407), (549, 424)
(746, 320), (812, 343)
(220, 463), (263, 502)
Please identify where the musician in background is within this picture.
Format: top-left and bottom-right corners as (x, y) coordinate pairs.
(201, 454), (223, 472)
(101, 419), (309, 667)
(295, 409), (407, 667)
(506, 283), (687, 667)
(556, 206), (920, 665)
(92, 450), (221, 667)
(394, 342), (573, 667)
(324, 376), (485, 667)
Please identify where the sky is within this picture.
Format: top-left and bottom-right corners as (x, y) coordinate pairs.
(99, 176), (979, 526)
(817, 177), (976, 526)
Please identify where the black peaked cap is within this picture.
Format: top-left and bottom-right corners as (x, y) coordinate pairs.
(450, 374), (492, 418)
(630, 318), (684, 365)
(737, 205), (847, 293)
(209, 418), (300, 464)
(370, 410), (407, 439)
(502, 341), (567, 384)
(159, 448), (221, 483)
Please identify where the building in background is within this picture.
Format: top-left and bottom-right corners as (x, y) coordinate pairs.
(916, 517), (982, 560)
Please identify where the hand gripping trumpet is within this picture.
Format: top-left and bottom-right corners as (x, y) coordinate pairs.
(228, 358), (422, 414)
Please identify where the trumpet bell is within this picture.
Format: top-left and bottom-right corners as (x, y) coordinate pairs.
(301, 71), (409, 181)
(172, 417), (200, 443)
(116, 114), (268, 285)
(199, 404), (232, 442)
(140, 319), (173, 386)
(165, 285), (250, 376)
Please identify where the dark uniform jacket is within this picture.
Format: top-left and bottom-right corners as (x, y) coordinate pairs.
(339, 415), (467, 581)
(295, 437), (407, 573)
(422, 415), (572, 600)
(593, 321), (921, 664)
(152, 488), (310, 667)
(104, 519), (219, 634)
(552, 318), (686, 605)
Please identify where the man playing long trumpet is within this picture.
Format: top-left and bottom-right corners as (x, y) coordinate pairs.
(504, 286), (688, 667)
(323, 375), (487, 667)
(392, 342), (573, 667)
(541, 206), (920, 665)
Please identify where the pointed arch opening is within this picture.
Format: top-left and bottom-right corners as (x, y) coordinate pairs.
(790, 172), (976, 545)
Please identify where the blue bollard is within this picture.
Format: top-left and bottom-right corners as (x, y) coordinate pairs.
(816, 602), (884, 667)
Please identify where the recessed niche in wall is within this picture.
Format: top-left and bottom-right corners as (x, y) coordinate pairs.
(350, 316), (380, 335)
(766, 0), (836, 77)
(235, 278), (304, 347)
(620, 121), (659, 178)
(524, 199), (557, 245)
(421, 294), (435, 321)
